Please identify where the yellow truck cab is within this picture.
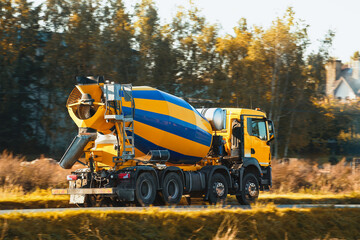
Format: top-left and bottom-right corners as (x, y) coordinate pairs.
(53, 77), (275, 206)
(197, 107), (274, 204)
(220, 108), (272, 166)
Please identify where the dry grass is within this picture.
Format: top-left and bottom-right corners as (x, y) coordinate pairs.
(257, 192), (360, 204)
(1, 151), (360, 205)
(0, 189), (70, 210)
(0, 151), (70, 192)
(224, 192), (360, 205)
(0, 151), (72, 209)
(1, 153), (360, 239)
(0, 152), (359, 239)
(0, 188), (68, 202)
(1, 190), (360, 209)
(0, 207), (359, 240)
(271, 158), (360, 193)
(2, 189), (360, 209)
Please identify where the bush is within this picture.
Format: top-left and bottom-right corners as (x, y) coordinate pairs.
(272, 158), (360, 193)
(0, 151), (70, 192)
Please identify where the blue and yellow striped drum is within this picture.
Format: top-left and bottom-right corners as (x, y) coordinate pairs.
(123, 87), (213, 164)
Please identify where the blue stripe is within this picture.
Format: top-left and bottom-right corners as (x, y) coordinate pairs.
(120, 89), (208, 121)
(123, 107), (212, 147)
(129, 131), (203, 164)
(131, 90), (193, 111)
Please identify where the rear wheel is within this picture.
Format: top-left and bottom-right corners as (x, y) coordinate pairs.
(161, 172), (183, 205)
(237, 173), (259, 205)
(208, 173), (228, 205)
(135, 172), (156, 206)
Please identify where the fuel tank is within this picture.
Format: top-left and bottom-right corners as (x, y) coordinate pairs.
(126, 87), (213, 164)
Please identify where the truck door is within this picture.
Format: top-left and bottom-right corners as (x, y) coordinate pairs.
(243, 117), (270, 167)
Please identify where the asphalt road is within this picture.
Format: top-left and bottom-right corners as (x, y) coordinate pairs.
(1, 204), (360, 215)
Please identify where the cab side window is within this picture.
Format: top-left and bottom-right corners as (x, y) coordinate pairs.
(250, 119), (267, 141)
(251, 121), (259, 137)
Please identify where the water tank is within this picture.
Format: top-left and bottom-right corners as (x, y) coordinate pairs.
(196, 108), (227, 131)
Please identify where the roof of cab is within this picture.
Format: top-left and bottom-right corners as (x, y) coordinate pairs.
(223, 108), (267, 118)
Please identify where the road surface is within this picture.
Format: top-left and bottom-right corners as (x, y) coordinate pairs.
(1, 204), (360, 214)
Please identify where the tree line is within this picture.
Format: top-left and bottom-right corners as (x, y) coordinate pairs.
(1, 0), (359, 161)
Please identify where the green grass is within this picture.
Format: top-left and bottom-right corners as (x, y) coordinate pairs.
(1, 207), (360, 239)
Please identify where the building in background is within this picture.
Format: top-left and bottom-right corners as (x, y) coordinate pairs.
(325, 58), (360, 101)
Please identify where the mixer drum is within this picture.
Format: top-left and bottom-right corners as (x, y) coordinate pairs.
(124, 87), (213, 164)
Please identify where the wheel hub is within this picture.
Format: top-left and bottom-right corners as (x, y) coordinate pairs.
(247, 182), (257, 197)
(214, 182), (225, 197)
(167, 179), (179, 198)
(140, 179), (152, 200)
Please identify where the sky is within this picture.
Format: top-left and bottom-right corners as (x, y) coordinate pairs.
(36, 0), (360, 62)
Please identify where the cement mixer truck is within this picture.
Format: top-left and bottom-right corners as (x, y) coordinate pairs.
(52, 76), (275, 206)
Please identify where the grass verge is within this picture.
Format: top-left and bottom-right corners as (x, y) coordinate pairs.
(2, 189), (360, 209)
(0, 207), (359, 240)
(257, 192), (360, 204)
(0, 189), (70, 209)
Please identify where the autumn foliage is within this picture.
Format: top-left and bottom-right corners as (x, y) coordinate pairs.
(2, 0), (360, 161)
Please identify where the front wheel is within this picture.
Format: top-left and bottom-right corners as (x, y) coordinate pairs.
(237, 173), (259, 205)
(135, 172), (156, 206)
(208, 173), (228, 205)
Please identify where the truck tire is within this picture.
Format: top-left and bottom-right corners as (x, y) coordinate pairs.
(135, 172), (156, 206)
(161, 172), (183, 205)
(208, 173), (228, 204)
(237, 173), (259, 205)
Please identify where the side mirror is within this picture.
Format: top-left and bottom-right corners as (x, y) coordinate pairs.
(267, 120), (275, 143)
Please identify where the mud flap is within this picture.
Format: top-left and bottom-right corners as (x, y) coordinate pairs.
(115, 189), (134, 201)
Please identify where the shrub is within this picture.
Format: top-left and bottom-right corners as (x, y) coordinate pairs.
(0, 151), (70, 192)
(272, 158), (360, 193)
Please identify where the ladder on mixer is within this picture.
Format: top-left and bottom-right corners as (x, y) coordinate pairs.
(103, 83), (135, 163)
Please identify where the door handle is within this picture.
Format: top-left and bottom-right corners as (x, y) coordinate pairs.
(251, 148), (255, 154)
